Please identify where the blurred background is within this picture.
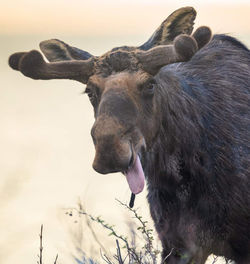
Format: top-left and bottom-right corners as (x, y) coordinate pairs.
(1, 0), (250, 263)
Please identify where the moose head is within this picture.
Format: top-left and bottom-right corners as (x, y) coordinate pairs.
(9, 7), (211, 195)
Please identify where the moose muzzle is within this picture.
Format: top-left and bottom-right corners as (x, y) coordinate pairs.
(91, 116), (133, 174)
(91, 115), (145, 194)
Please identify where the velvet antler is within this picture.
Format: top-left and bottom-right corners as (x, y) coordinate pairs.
(136, 26), (212, 75)
(9, 50), (95, 83)
(9, 25), (211, 82)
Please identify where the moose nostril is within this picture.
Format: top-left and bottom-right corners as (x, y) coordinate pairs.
(92, 162), (110, 174)
(92, 138), (133, 174)
(128, 152), (134, 168)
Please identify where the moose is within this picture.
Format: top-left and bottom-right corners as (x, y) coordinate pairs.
(8, 7), (250, 264)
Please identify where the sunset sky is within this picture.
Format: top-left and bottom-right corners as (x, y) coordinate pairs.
(1, 0), (250, 36)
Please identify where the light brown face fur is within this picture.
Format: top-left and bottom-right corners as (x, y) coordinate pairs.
(87, 71), (160, 174)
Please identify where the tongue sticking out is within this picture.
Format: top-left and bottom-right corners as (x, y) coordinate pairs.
(125, 155), (145, 194)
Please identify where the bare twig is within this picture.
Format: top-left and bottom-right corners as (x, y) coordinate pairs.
(76, 206), (141, 263)
(161, 248), (174, 264)
(100, 248), (113, 264)
(66, 200), (160, 264)
(116, 239), (123, 264)
(83, 207), (108, 255)
(37, 225), (59, 264)
(116, 200), (153, 246)
(116, 199), (158, 263)
(211, 255), (218, 264)
(39, 225), (43, 264)
(54, 254), (58, 264)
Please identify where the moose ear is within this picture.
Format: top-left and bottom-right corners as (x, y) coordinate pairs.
(39, 39), (93, 62)
(139, 7), (196, 50)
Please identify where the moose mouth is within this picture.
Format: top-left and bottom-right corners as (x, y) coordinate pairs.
(124, 154), (145, 194)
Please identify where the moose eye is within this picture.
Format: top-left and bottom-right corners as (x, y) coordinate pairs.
(85, 87), (93, 97)
(142, 79), (156, 97)
(84, 86), (98, 107)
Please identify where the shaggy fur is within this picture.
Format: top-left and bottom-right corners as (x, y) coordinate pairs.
(144, 35), (250, 263)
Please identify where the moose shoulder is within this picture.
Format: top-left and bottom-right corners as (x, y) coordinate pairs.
(8, 7), (250, 264)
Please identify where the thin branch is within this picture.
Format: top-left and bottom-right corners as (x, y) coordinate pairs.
(116, 239), (124, 264)
(53, 254), (58, 264)
(211, 255), (218, 264)
(100, 248), (113, 264)
(116, 199), (155, 256)
(39, 225), (43, 264)
(84, 209), (108, 255)
(161, 248), (174, 264)
(77, 208), (141, 263)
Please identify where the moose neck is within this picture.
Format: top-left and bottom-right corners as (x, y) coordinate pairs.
(145, 68), (204, 189)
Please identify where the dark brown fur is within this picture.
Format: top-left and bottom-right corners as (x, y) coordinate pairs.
(144, 35), (250, 263)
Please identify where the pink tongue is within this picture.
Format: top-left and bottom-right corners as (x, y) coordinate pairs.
(125, 155), (145, 194)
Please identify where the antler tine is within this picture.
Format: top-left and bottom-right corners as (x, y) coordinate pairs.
(136, 35), (198, 75)
(136, 26), (212, 75)
(192, 26), (212, 49)
(8, 50), (95, 83)
(9, 52), (28, 70)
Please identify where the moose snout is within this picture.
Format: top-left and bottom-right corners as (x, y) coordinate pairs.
(92, 136), (132, 174)
(91, 118), (133, 174)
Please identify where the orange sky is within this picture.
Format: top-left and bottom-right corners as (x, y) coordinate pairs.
(1, 1), (250, 36)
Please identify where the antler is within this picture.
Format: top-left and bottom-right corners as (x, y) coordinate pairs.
(8, 26), (211, 82)
(8, 50), (95, 83)
(136, 26), (212, 75)
(139, 6), (197, 50)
